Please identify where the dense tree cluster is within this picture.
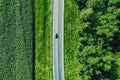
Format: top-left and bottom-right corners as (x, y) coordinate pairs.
(75, 0), (120, 80)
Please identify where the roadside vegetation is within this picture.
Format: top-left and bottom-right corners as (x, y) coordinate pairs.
(64, 0), (81, 80)
(35, 0), (52, 80)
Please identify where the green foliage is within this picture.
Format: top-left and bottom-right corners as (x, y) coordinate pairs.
(35, 0), (52, 80)
(64, 0), (81, 80)
(0, 0), (33, 80)
(108, 0), (120, 7)
(80, 8), (94, 21)
(74, 0), (120, 80)
(86, 0), (107, 11)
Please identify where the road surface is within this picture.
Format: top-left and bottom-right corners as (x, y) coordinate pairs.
(52, 0), (64, 80)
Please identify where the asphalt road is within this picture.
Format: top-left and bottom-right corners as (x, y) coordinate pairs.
(52, 0), (64, 80)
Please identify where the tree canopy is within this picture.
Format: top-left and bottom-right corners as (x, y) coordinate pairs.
(75, 0), (120, 80)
